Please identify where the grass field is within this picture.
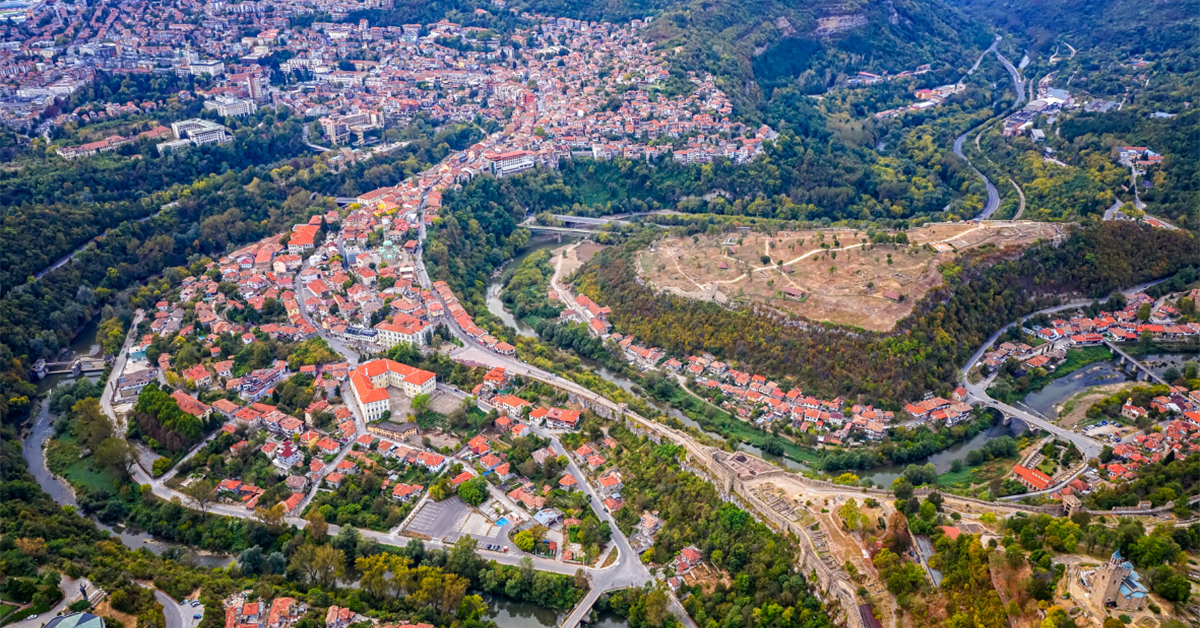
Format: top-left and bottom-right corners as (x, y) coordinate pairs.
(638, 222), (1064, 331)
(668, 384), (823, 466)
(45, 434), (119, 495)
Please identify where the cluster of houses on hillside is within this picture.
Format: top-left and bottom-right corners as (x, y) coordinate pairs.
(294, 212), (448, 351)
(434, 281), (516, 355)
(1028, 293), (1198, 343)
(1103, 413), (1200, 482)
(902, 391), (975, 426)
(975, 341), (1067, 373)
(873, 83), (966, 120)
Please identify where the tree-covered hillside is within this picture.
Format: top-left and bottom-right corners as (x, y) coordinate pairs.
(948, 0), (1200, 54)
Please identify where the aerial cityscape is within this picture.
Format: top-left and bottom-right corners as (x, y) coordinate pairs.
(0, 1), (1197, 628)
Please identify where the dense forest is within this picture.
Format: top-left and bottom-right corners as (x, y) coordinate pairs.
(607, 424), (836, 628)
(572, 221), (1194, 403)
(948, 0), (1199, 54)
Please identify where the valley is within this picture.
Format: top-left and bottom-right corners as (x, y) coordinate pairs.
(2, 1), (1199, 628)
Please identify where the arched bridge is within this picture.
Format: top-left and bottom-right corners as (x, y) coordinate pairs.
(1104, 340), (1170, 386)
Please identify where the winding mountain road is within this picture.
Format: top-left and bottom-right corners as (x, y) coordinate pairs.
(952, 36), (1027, 220)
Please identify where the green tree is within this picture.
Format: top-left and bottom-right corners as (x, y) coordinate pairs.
(458, 476), (488, 506)
(513, 530), (535, 552)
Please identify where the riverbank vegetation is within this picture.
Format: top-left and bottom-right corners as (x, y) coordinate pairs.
(821, 410), (997, 472)
(501, 249), (562, 324)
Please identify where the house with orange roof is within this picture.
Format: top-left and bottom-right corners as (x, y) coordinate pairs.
(482, 367), (509, 390)
(171, 390), (212, 419)
(467, 434), (491, 456)
(491, 394), (531, 419)
(266, 597), (303, 628)
(183, 364), (213, 388)
(392, 483), (425, 502)
(597, 472), (622, 496)
(279, 492), (304, 514)
(507, 486), (545, 511)
(1012, 464), (1053, 491)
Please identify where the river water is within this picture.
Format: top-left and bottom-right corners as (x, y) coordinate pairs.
(484, 242), (814, 473)
(1017, 353), (1195, 418)
(856, 422), (1019, 486)
(484, 596), (627, 628)
(22, 316), (235, 568)
(485, 237), (579, 338)
(483, 248), (1199, 485)
(1018, 362), (1130, 418)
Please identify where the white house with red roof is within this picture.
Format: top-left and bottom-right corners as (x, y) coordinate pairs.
(674, 545), (703, 574)
(349, 359), (437, 421)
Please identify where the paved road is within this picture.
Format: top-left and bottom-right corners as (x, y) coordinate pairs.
(961, 36), (1000, 81)
(958, 278), (1173, 461)
(995, 50), (1027, 109)
(150, 588), (202, 628)
(5, 578), (92, 628)
(550, 215), (631, 226)
(953, 130), (1000, 219)
(1103, 198), (1124, 221)
(951, 35), (1028, 221)
(100, 309), (146, 432)
(301, 123), (331, 152)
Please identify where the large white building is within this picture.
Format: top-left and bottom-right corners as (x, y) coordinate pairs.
(170, 119), (232, 145)
(189, 60), (225, 76)
(349, 359), (437, 421)
(373, 315), (430, 348)
(491, 150), (535, 176)
(204, 96), (258, 117)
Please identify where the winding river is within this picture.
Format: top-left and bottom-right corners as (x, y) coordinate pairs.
(21, 317), (234, 568)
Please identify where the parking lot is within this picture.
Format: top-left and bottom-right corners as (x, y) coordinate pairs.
(403, 497), (512, 550)
(406, 498), (471, 539)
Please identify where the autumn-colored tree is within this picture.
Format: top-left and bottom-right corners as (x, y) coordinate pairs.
(254, 503), (286, 534)
(305, 509), (328, 543)
(182, 479), (216, 519)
